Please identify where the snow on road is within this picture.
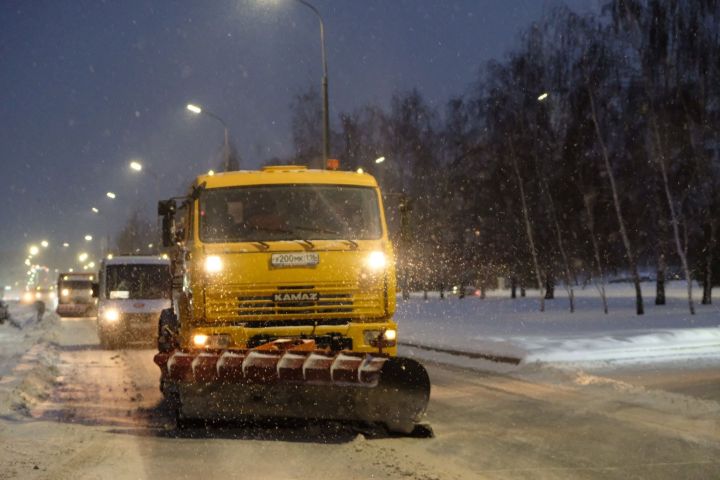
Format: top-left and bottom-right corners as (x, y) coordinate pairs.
(396, 281), (720, 368)
(1, 289), (719, 478)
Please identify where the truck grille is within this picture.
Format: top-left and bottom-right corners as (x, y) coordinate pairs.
(205, 282), (384, 322)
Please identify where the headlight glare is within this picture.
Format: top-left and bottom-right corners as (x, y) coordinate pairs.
(204, 255), (223, 273)
(366, 251), (386, 270)
(103, 308), (120, 322)
(62, 288), (70, 297)
(193, 334), (209, 347)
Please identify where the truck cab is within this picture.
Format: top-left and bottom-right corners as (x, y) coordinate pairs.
(96, 256), (171, 349)
(160, 165), (398, 355)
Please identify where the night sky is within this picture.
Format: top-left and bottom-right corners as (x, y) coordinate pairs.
(0, 0), (597, 288)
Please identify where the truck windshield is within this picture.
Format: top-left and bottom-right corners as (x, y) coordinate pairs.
(105, 265), (170, 300)
(199, 185), (383, 243)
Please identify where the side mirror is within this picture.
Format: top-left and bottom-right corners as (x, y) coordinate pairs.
(91, 283), (99, 298)
(158, 200), (177, 247)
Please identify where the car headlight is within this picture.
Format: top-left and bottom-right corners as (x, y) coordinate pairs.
(62, 288), (70, 297)
(103, 308), (120, 322)
(204, 255), (223, 273)
(23, 292), (33, 302)
(366, 251), (386, 270)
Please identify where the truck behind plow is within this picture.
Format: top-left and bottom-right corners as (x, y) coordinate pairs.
(155, 165), (432, 435)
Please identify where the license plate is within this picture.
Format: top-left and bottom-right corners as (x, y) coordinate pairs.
(271, 252), (319, 268)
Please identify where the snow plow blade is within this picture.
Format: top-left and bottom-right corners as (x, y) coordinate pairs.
(154, 339), (431, 434)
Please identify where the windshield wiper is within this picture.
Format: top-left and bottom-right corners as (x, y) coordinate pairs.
(294, 239), (315, 249)
(341, 239), (359, 249)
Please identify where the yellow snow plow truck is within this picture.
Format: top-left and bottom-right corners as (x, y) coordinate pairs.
(155, 165), (430, 433)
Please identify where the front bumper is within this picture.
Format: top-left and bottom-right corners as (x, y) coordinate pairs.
(183, 320), (398, 355)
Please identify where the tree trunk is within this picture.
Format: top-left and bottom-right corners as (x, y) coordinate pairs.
(582, 194), (608, 314)
(508, 141), (545, 312)
(649, 116), (695, 315)
(656, 252), (666, 305)
(702, 220), (716, 305)
(588, 88), (644, 315)
(511, 277), (517, 299)
(520, 286), (526, 297)
(534, 154), (575, 312)
(544, 275), (555, 300)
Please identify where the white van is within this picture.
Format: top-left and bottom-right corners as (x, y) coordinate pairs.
(95, 256), (171, 349)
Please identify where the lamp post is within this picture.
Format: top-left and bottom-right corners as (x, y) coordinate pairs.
(277, 0), (329, 169)
(186, 103), (231, 172)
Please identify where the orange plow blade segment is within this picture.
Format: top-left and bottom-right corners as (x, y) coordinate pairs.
(155, 341), (431, 434)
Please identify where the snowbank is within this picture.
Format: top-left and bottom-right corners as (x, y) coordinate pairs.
(0, 304), (60, 417)
(396, 281), (720, 369)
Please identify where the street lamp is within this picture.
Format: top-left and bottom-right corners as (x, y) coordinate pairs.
(268, 0), (329, 168)
(41, 240), (49, 248)
(129, 159), (159, 180)
(29, 245), (39, 256)
(186, 103), (232, 172)
(537, 92), (549, 101)
(84, 235), (93, 242)
(106, 192), (116, 199)
(375, 156), (386, 164)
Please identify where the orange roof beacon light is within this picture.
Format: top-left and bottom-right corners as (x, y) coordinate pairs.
(326, 158), (340, 170)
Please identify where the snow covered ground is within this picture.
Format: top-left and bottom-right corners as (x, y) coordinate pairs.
(396, 281), (720, 369)
(0, 303), (59, 418)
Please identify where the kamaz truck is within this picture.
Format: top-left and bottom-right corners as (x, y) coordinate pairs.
(155, 165), (430, 433)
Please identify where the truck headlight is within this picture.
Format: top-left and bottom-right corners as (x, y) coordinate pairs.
(62, 288), (70, 297)
(193, 334), (208, 347)
(204, 255), (223, 273)
(366, 251), (386, 270)
(103, 308), (120, 322)
(363, 329), (397, 347)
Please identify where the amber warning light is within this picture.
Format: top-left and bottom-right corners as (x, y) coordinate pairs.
(326, 158), (340, 170)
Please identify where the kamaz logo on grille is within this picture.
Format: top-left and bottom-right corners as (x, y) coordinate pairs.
(273, 292), (319, 302)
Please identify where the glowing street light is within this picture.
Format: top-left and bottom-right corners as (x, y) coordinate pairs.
(186, 102), (231, 171)
(41, 240), (49, 248)
(78, 252), (88, 263)
(128, 159), (159, 180)
(91, 207), (99, 213)
(106, 192), (116, 199)
(62, 242), (70, 248)
(84, 235), (93, 242)
(29, 245), (39, 256)
(375, 156), (386, 164)
(537, 92), (549, 101)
